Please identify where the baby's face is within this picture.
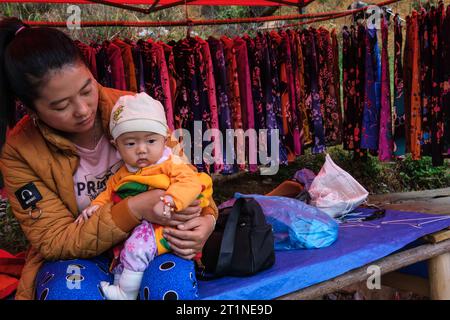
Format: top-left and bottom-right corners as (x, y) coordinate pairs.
(115, 132), (166, 168)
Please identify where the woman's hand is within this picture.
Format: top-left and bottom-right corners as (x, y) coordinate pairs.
(163, 214), (215, 260)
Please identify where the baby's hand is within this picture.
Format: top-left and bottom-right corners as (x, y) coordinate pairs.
(75, 205), (100, 224)
(153, 196), (175, 219)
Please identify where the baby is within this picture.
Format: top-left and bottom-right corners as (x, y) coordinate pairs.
(77, 92), (213, 300)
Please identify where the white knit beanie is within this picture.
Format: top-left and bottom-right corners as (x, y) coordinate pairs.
(110, 92), (168, 140)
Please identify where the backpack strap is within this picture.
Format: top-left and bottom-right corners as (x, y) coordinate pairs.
(215, 197), (246, 275)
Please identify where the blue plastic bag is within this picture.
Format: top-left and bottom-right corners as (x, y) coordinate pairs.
(230, 193), (339, 250)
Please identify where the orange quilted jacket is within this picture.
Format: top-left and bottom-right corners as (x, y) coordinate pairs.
(0, 84), (218, 300)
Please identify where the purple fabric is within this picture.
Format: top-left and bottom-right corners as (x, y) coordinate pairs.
(361, 28), (381, 152)
(199, 209), (450, 299)
(293, 169), (316, 190)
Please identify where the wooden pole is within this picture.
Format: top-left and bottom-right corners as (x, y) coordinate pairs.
(428, 253), (450, 300)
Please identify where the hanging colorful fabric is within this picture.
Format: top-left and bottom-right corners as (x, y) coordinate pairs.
(355, 25), (367, 156)
(302, 28), (326, 154)
(393, 14), (406, 157)
(234, 37), (258, 172)
(293, 30), (311, 148)
(196, 37), (223, 173)
(408, 11), (422, 160)
(379, 16), (393, 162)
(442, 5), (450, 157)
(418, 9), (432, 156)
(208, 37), (235, 174)
(316, 27), (341, 147)
(429, 4), (445, 166)
(361, 27), (381, 152)
(266, 32), (289, 165)
(342, 26), (357, 151)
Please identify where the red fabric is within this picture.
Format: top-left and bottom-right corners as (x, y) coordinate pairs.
(0, 250), (26, 299)
(0, 275), (18, 299)
(2, 0), (314, 5)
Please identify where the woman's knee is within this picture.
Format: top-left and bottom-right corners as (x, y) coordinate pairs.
(139, 254), (198, 300)
(36, 256), (113, 300)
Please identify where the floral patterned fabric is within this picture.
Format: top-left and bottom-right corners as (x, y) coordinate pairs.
(379, 17), (393, 162)
(302, 28), (326, 154)
(393, 15), (406, 157)
(316, 27), (341, 146)
(208, 37), (235, 174)
(234, 36), (258, 172)
(361, 27), (381, 152)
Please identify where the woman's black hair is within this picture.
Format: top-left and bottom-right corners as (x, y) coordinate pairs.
(0, 17), (85, 139)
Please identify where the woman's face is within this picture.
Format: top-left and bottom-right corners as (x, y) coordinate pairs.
(32, 62), (99, 134)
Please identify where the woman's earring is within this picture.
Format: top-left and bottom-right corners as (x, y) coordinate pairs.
(32, 116), (38, 127)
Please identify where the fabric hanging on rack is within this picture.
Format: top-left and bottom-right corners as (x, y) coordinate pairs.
(130, 40), (146, 93)
(243, 35), (265, 130)
(243, 34), (268, 162)
(429, 4), (445, 166)
(287, 29), (302, 155)
(291, 30), (311, 148)
(355, 25), (367, 156)
(361, 26), (381, 152)
(302, 28), (326, 154)
(172, 38), (205, 170)
(342, 25), (366, 155)
(281, 30), (302, 157)
(442, 6), (450, 156)
(222, 36), (246, 171)
(145, 40), (175, 132)
(161, 41), (178, 129)
(393, 14), (406, 157)
(255, 33), (286, 166)
(94, 42), (113, 88)
(403, 15), (412, 154)
(105, 41), (127, 91)
(267, 32), (289, 164)
(316, 27), (341, 147)
(75, 40), (98, 80)
(233, 36), (258, 172)
(113, 38), (138, 93)
(197, 37), (222, 172)
(331, 29), (341, 137)
(419, 8), (432, 156)
(342, 26), (357, 151)
(208, 37), (235, 174)
(379, 16), (393, 162)
(272, 30), (298, 161)
(193, 37), (213, 173)
(405, 11), (422, 160)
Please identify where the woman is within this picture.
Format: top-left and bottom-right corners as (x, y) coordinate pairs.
(0, 18), (217, 300)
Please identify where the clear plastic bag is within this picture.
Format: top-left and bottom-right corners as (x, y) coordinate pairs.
(309, 154), (369, 218)
(234, 193), (339, 250)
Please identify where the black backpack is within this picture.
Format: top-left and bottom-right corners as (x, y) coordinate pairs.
(197, 197), (275, 280)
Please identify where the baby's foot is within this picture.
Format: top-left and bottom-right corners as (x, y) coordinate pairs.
(100, 269), (143, 300)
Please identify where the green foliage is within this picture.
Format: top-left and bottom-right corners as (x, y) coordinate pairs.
(0, 203), (28, 254)
(398, 155), (450, 191)
(214, 6), (249, 19)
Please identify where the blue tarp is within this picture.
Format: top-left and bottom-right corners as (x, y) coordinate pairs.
(198, 209), (450, 300)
